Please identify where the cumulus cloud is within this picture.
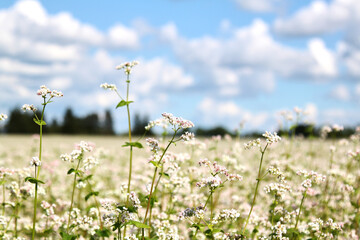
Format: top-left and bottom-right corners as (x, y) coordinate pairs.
(197, 97), (270, 130)
(164, 19), (337, 99)
(273, 0), (352, 36)
(0, 0), (195, 128)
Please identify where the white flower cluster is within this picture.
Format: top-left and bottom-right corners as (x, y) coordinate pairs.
(100, 83), (117, 91)
(178, 205), (205, 220)
(214, 209), (240, 222)
(307, 218), (342, 237)
(30, 156), (41, 167)
(37, 85), (63, 98)
(21, 104), (37, 112)
(162, 112), (194, 129)
(196, 175), (222, 189)
(83, 156), (99, 170)
(263, 131), (281, 144)
(0, 113), (7, 121)
(297, 170), (326, 189)
(128, 191), (141, 209)
(41, 201), (56, 216)
(244, 138), (261, 149)
(271, 222), (288, 240)
(267, 166), (286, 182)
(264, 183), (291, 200)
(60, 141), (94, 163)
(146, 113), (195, 131)
(197, 158), (243, 186)
(146, 138), (160, 152)
(321, 124), (344, 138)
(180, 131), (195, 141)
(115, 60), (139, 75)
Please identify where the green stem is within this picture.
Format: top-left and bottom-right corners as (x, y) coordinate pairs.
(31, 98), (46, 240)
(66, 157), (82, 233)
(86, 179), (103, 229)
(193, 190), (214, 239)
(142, 131), (177, 240)
(241, 143), (268, 236)
(294, 192), (307, 232)
(14, 202), (18, 237)
(123, 75), (133, 239)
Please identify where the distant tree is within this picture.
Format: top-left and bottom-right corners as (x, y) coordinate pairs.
(195, 126), (231, 137)
(62, 108), (77, 134)
(102, 110), (114, 135)
(81, 113), (100, 134)
(47, 119), (61, 134)
(132, 113), (152, 136)
(5, 108), (42, 134)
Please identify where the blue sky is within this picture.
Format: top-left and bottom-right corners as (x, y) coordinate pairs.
(0, 0), (359, 133)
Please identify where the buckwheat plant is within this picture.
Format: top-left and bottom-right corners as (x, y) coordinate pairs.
(142, 112), (194, 239)
(101, 60), (139, 238)
(181, 158), (242, 239)
(100, 61), (142, 227)
(22, 85), (63, 239)
(59, 141), (106, 238)
(291, 170), (326, 239)
(241, 131), (281, 237)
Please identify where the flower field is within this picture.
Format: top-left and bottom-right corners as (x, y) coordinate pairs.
(0, 132), (359, 239)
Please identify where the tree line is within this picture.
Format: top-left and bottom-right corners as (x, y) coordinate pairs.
(2, 107), (152, 135)
(1, 107), (357, 138)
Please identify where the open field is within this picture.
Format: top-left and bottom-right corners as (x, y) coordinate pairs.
(0, 134), (359, 239)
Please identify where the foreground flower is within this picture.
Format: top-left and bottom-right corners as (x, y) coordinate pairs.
(100, 83), (117, 91)
(115, 60), (139, 75)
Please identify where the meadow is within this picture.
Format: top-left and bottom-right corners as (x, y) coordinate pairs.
(0, 132), (359, 239)
(0, 62), (359, 239)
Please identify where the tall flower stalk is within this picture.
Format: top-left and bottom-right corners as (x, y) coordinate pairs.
(142, 113), (195, 239)
(100, 60), (139, 238)
(22, 85), (63, 239)
(241, 131), (281, 237)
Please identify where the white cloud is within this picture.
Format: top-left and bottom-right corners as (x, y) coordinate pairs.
(273, 0), (352, 36)
(197, 97), (270, 130)
(49, 77), (72, 90)
(107, 24), (140, 49)
(308, 38), (337, 76)
(166, 19), (337, 99)
(234, 0), (285, 13)
(304, 103), (318, 123)
(329, 84), (350, 101)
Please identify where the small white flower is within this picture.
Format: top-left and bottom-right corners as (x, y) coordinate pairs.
(100, 83), (117, 91)
(30, 157), (41, 167)
(21, 104), (37, 112)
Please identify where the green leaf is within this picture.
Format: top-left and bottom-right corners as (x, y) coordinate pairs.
(159, 172), (170, 178)
(95, 228), (111, 237)
(59, 231), (77, 240)
(127, 220), (150, 229)
(122, 142), (143, 148)
(149, 161), (160, 168)
(81, 174), (93, 182)
(85, 191), (99, 201)
(33, 118), (46, 126)
(25, 177), (44, 184)
(112, 221), (121, 231)
(67, 168), (75, 175)
(116, 100), (134, 108)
